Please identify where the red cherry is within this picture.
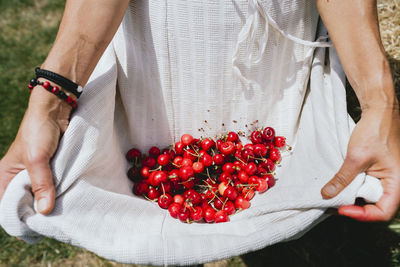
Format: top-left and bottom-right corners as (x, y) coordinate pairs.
(274, 136), (286, 148)
(204, 207), (216, 223)
(183, 189), (201, 205)
(241, 149), (254, 162)
(183, 149), (197, 161)
(223, 186), (238, 201)
(214, 197), (226, 210)
(260, 158), (275, 172)
(200, 153), (213, 167)
(238, 171), (249, 183)
(244, 144), (254, 150)
(126, 148), (141, 162)
(205, 187), (218, 200)
(265, 174), (276, 188)
(242, 188), (255, 200)
(182, 179), (195, 189)
(262, 127), (275, 141)
(149, 146), (161, 157)
(178, 207), (190, 223)
(250, 130), (263, 144)
(152, 171), (168, 186)
(193, 162), (204, 173)
(219, 172), (232, 183)
(181, 158), (193, 167)
(269, 148), (281, 162)
(216, 139), (224, 150)
(190, 207), (204, 221)
(127, 166), (141, 182)
(235, 196), (251, 210)
(181, 134), (194, 146)
(245, 162), (257, 176)
(133, 182), (149, 195)
(227, 131), (239, 142)
(157, 154), (170, 166)
(214, 210), (229, 223)
(220, 141), (235, 155)
(255, 178), (268, 193)
(173, 194), (185, 205)
(141, 166), (150, 178)
(235, 142), (243, 151)
(222, 163), (235, 174)
(142, 156), (156, 168)
(248, 176), (259, 185)
(179, 166), (194, 181)
(148, 187), (161, 200)
(168, 203), (182, 218)
(173, 156), (183, 167)
(213, 154), (225, 165)
(175, 141), (184, 155)
(158, 193), (173, 209)
(253, 144), (268, 157)
(223, 201), (235, 215)
(201, 138), (215, 151)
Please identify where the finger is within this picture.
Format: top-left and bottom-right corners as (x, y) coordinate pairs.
(338, 183), (400, 222)
(321, 156), (364, 199)
(26, 157), (55, 215)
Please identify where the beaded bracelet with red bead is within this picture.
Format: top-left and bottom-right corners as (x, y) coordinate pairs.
(28, 78), (78, 110)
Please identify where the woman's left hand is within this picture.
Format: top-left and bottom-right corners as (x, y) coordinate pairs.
(321, 107), (400, 222)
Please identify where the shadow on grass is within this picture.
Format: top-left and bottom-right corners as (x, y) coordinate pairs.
(241, 216), (400, 267)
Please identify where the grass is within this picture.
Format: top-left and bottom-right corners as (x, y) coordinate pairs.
(0, 0), (399, 266)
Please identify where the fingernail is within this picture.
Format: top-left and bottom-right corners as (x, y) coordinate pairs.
(322, 184), (338, 198)
(37, 197), (49, 214)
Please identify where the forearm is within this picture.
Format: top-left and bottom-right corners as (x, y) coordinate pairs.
(41, 0), (130, 87)
(316, 0), (397, 111)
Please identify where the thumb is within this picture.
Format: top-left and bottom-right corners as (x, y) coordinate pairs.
(321, 156), (363, 199)
(26, 157), (55, 214)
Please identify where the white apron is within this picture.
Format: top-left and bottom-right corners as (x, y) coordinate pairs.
(0, 0), (382, 265)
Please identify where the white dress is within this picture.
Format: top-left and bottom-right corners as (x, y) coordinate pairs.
(0, 0), (383, 265)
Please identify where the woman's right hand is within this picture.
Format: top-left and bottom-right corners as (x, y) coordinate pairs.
(0, 83), (72, 214)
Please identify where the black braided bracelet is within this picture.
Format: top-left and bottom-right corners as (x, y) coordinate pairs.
(28, 78), (78, 110)
(35, 67), (83, 98)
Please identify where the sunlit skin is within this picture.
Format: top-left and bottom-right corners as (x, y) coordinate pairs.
(0, 0), (398, 224)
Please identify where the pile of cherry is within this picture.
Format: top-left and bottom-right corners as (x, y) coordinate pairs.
(126, 127), (288, 223)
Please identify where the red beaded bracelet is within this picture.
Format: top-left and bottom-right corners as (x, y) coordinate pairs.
(28, 78), (78, 110)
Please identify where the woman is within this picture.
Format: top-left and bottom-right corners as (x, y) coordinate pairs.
(0, 0), (399, 264)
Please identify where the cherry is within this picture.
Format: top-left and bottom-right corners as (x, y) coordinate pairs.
(218, 181), (229, 196)
(178, 207), (190, 223)
(214, 210), (229, 223)
(133, 182), (149, 195)
(182, 179), (195, 189)
(250, 130), (263, 144)
(265, 174), (276, 188)
(223, 201), (236, 215)
(175, 141), (185, 155)
(244, 144), (254, 150)
(205, 187), (218, 200)
(245, 162), (257, 176)
(181, 158), (193, 167)
(220, 141), (235, 155)
(242, 188), (255, 200)
(269, 148), (281, 162)
(248, 175), (259, 185)
(262, 127), (275, 141)
(214, 197), (226, 210)
(274, 136), (286, 148)
(162, 148), (176, 160)
(219, 172), (232, 183)
(235, 196), (251, 210)
(160, 181), (172, 194)
(152, 171), (168, 186)
(235, 142), (243, 151)
(126, 148), (141, 162)
(200, 153), (213, 167)
(183, 149), (197, 161)
(148, 187), (160, 200)
(181, 134), (194, 146)
(238, 171), (249, 183)
(141, 166), (150, 178)
(173, 156), (183, 167)
(183, 189), (201, 205)
(127, 166), (141, 182)
(173, 194), (185, 205)
(213, 154), (225, 165)
(201, 138), (215, 151)
(204, 207), (216, 223)
(193, 162), (204, 173)
(260, 158), (275, 172)
(253, 144), (267, 157)
(158, 193), (173, 209)
(224, 186), (238, 201)
(227, 131), (239, 142)
(168, 203), (182, 218)
(142, 156), (156, 168)
(149, 146), (161, 157)
(255, 178), (268, 193)
(179, 166), (194, 181)
(241, 149), (254, 162)
(157, 154), (170, 166)
(222, 163), (235, 174)
(190, 207), (204, 221)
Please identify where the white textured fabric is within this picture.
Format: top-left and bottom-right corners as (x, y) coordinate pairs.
(0, 0), (383, 265)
